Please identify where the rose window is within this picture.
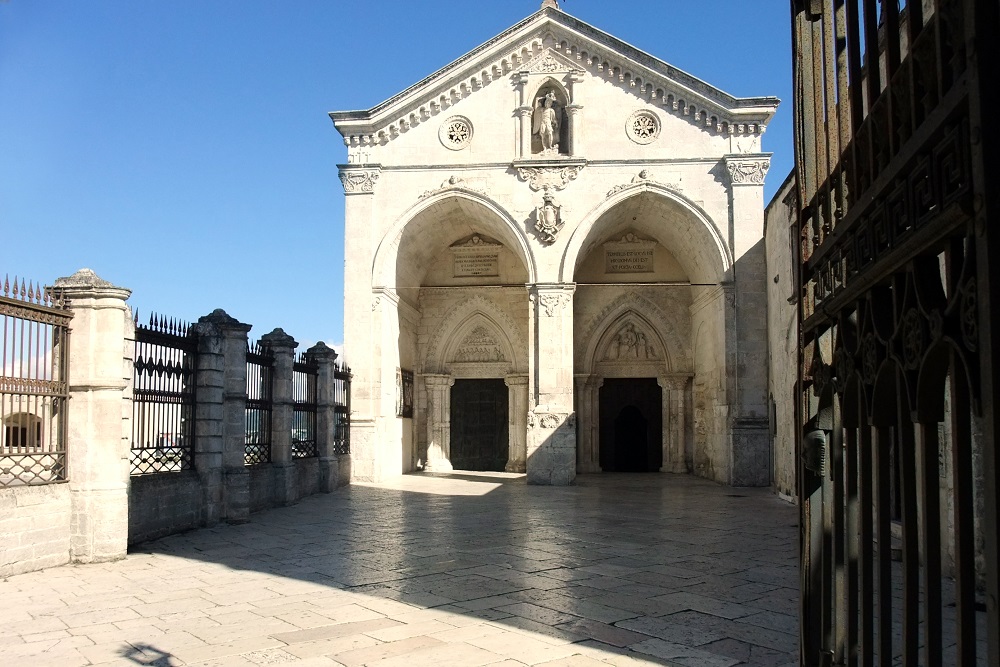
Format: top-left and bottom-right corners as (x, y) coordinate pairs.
(439, 116), (473, 150)
(627, 110), (661, 144)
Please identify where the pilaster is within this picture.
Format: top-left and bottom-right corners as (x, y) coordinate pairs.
(574, 374), (601, 473)
(423, 374), (454, 472)
(339, 163), (380, 481)
(50, 269), (132, 564)
(526, 283), (576, 485)
(504, 374), (529, 473)
(261, 328), (298, 505)
(658, 375), (690, 473)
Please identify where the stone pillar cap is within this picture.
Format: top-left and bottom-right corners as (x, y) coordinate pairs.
(51, 268), (131, 299)
(306, 341), (339, 360)
(261, 327), (298, 348)
(197, 308), (251, 332)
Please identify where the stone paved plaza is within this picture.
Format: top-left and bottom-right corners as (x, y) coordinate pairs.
(0, 473), (799, 666)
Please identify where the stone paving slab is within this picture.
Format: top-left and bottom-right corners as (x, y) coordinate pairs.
(0, 473), (799, 666)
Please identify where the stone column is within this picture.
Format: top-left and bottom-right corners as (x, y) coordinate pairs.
(308, 342), (345, 492)
(51, 269), (131, 564)
(658, 376), (689, 473)
(574, 374), (601, 474)
(517, 107), (534, 159)
(505, 374), (529, 473)
(724, 154), (772, 486)
(423, 374), (454, 472)
(526, 284), (576, 485)
(339, 164), (380, 482)
(195, 309), (252, 524)
(261, 328), (297, 505)
(565, 105), (583, 157)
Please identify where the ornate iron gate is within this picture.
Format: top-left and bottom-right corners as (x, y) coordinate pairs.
(792, 1), (999, 665)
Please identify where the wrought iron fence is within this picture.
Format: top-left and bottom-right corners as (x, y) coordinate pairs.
(131, 313), (196, 475)
(245, 341), (273, 466)
(0, 277), (71, 487)
(333, 359), (352, 455)
(292, 352), (317, 459)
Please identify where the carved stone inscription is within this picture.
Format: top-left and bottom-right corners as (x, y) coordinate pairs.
(454, 254), (499, 277)
(604, 234), (656, 273)
(450, 235), (501, 278)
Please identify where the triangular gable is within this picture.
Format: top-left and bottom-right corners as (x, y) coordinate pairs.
(330, 7), (778, 148)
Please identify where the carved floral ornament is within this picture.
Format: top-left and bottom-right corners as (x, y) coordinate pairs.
(626, 110), (661, 144)
(725, 157), (771, 185)
(419, 175), (488, 199)
(606, 170), (681, 197)
(439, 116), (473, 150)
(516, 164), (583, 191)
(339, 168), (380, 194)
(527, 411), (574, 429)
(536, 292), (571, 316)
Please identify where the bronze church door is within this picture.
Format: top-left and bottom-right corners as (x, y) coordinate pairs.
(599, 378), (662, 472)
(450, 379), (508, 472)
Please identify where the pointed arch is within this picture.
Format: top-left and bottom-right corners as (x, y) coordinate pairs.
(424, 294), (526, 374)
(561, 184), (732, 285)
(579, 291), (691, 374)
(371, 189), (537, 290)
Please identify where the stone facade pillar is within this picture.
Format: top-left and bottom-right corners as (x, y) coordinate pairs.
(724, 154), (771, 486)
(194, 309), (252, 523)
(308, 342), (347, 492)
(574, 374), (601, 473)
(517, 107), (534, 159)
(423, 374), (454, 471)
(51, 269), (131, 564)
(261, 328), (297, 505)
(565, 105), (583, 157)
(339, 164), (380, 482)
(527, 283), (576, 485)
(504, 374), (529, 473)
(658, 375), (689, 473)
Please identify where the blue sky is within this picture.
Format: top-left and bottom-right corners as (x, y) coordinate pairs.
(0, 1), (792, 350)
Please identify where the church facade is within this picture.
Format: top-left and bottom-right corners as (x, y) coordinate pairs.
(331, 3), (779, 486)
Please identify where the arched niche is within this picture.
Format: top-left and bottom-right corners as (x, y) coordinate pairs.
(527, 77), (571, 156)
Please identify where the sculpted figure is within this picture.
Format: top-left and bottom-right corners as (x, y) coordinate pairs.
(532, 90), (560, 153)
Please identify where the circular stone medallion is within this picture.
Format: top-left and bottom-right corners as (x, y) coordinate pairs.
(627, 110), (661, 145)
(439, 116), (473, 150)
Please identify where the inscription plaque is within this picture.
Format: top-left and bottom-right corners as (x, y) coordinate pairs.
(604, 233), (656, 273)
(454, 253), (499, 277)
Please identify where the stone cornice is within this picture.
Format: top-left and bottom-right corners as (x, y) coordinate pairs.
(330, 9), (778, 149)
(723, 154), (771, 186)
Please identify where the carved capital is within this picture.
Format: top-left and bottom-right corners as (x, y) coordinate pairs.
(723, 155), (770, 186)
(339, 166), (381, 194)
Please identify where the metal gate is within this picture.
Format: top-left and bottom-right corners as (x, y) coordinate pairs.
(792, 1), (999, 665)
(450, 379), (508, 472)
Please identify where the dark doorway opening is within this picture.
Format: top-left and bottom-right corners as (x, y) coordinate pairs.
(450, 379), (508, 472)
(599, 378), (662, 472)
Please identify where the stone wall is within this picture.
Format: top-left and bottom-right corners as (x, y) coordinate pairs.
(764, 171), (798, 498)
(0, 484), (71, 578)
(128, 471), (203, 546)
(1, 269), (354, 577)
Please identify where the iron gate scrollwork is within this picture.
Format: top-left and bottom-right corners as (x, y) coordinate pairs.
(793, 0), (1000, 665)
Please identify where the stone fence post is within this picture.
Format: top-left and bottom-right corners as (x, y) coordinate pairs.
(51, 268), (132, 564)
(261, 328), (297, 505)
(193, 309), (251, 525)
(308, 342), (347, 491)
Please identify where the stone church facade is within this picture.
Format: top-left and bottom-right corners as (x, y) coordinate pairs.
(331, 2), (779, 486)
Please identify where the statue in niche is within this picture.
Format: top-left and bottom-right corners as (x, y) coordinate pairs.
(532, 90), (561, 154)
(606, 322), (657, 360)
(534, 188), (563, 244)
